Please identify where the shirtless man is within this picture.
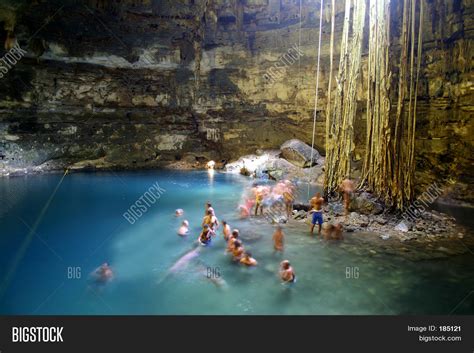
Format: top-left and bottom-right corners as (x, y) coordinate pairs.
(240, 251), (258, 266)
(272, 226), (284, 252)
(340, 177), (355, 216)
(222, 220), (231, 241)
(254, 189), (264, 216)
(279, 260), (296, 283)
(309, 192), (325, 235)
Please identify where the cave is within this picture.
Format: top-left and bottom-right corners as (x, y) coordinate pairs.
(0, 0), (473, 316)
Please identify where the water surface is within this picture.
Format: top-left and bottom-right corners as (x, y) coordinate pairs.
(0, 170), (473, 315)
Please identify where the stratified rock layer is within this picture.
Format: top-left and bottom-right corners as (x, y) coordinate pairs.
(0, 1), (472, 203)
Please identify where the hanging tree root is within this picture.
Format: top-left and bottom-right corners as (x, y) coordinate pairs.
(324, 0), (366, 195)
(325, 0), (424, 210)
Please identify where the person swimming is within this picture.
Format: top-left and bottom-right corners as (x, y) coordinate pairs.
(239, 204), (250, 218)
(272, 226), (284, 252)
(232, 240), (244, 261)
(279, 260), (296, 283)
(208, 207), (219, 229)
(323, 223), (344, 241)
(240, 251), (258, 266)
(227, 229), (239, 252)
(178, 220), (189, 236)
(175, 208), (184, 217)
(198, 225), (213, 246)
(222, 220), (231, 241)
(93, 262), (113, 283)
(204, 201), (212, 216)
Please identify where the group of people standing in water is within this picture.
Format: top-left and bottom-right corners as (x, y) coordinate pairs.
(94, 177), (354, 287)
(172, 176), (356, 284)
(175, 200), (296, 283)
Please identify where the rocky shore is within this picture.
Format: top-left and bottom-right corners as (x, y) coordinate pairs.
(222, 139), (474, 260)
(2, 137), (472, 260)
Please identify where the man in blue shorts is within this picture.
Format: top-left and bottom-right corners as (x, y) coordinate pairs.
(309, 192), (325, 235)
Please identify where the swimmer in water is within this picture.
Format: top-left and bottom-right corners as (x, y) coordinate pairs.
(94, 262), (113, 283)
(222, 220), (231, 241)
(178, 220), (189, 236)
(272, 226), (284, 252)
(232, 240), (245, 261)
(175, 208), (184, 217)
(240, 251), (258, 266)
(202, 209), (214, 229)
(239, 204), (250, 218)
(279, 260), (296, 283)
(208, 207), (219, 229)
(202, 208), (219, 231)
(199, 224), (213, 245)
(324, 223), (344, 240)
(205, 201), (212, 216)
(227, 229), (239, 252)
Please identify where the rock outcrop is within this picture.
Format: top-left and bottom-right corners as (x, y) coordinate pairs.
(0, 0), (472, 207)
(225, 140), (325, 183)
(280, 139), (321, 168)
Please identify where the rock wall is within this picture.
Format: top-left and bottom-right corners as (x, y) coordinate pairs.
(0, 0), (472, 196)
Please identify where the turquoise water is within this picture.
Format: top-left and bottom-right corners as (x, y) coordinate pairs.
(0, 170), (473, 315)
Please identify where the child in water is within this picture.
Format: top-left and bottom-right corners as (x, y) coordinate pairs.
(178, 220), (189, 236)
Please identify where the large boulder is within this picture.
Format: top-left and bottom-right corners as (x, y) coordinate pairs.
(225, 148), (324, 183)
(349, 192), (384, 215)
(280, 139), (321, 168)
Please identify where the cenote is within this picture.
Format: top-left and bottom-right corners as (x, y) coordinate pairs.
(1, 170), (473, 315)
(0, 0), (473, 320)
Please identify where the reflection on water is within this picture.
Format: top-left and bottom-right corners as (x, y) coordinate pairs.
(0, 170), (473, 315)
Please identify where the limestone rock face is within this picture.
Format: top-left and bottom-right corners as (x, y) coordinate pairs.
(0, 0), (472, 205)
(280, 139), (320, 168)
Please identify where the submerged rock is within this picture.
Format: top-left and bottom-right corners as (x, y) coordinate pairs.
(280, 139), (321, 168)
